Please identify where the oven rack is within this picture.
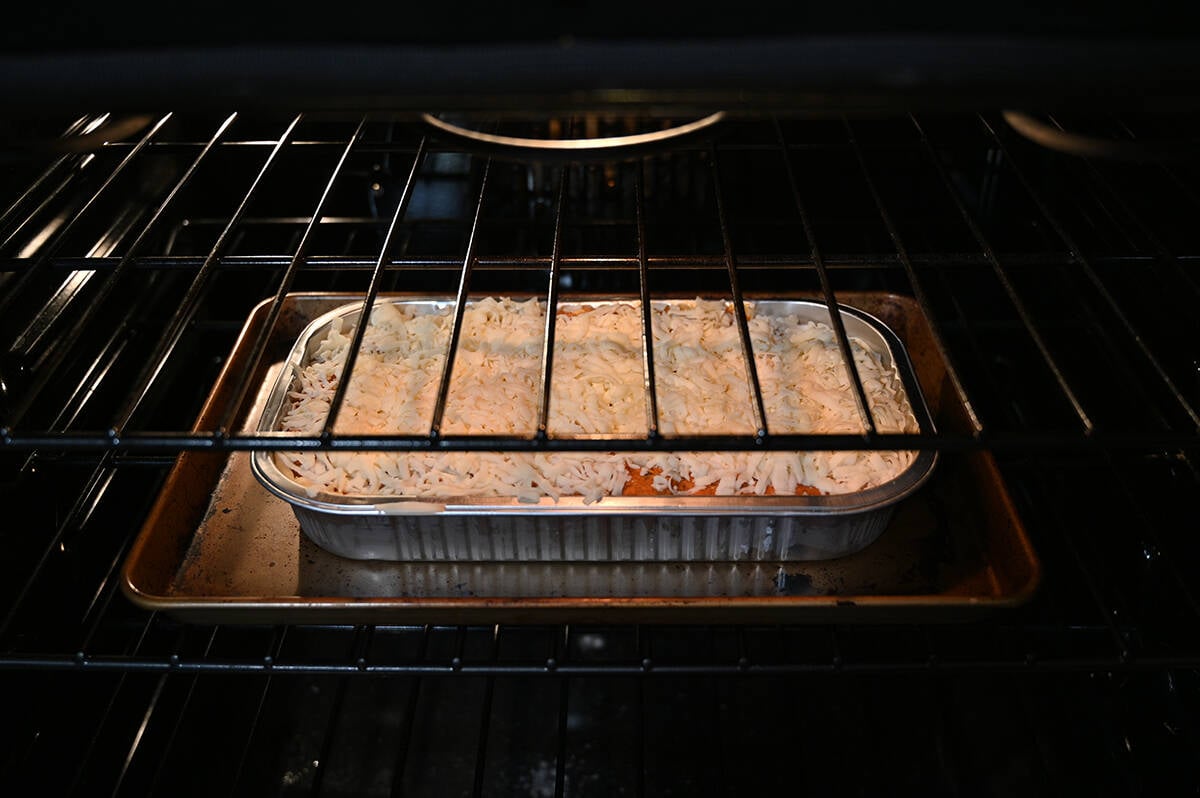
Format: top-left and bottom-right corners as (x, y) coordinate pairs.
(6, 656), (1195, 796)
(1, 111), (1197, 455)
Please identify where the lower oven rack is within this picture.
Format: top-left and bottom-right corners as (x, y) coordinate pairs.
(1, 109), (1198, 795)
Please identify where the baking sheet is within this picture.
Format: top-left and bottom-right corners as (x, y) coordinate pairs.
(121, 292), (1040, 624)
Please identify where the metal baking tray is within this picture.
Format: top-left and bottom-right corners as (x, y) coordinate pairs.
(120, 291), (1041, 624)
(250, 297), (938, 562)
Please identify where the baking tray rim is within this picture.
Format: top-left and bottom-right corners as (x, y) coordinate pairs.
(121, 579), (1043, 624)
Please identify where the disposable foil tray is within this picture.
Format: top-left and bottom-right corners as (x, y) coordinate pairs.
(249, 296), (938, 562)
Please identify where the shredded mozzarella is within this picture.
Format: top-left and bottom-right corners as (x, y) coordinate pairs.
(276, 298), (919, 502)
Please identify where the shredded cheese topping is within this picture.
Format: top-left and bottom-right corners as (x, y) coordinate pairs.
(276, 297), (919, 503)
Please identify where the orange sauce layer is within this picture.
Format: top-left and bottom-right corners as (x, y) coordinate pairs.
(621, 466), (821, 497)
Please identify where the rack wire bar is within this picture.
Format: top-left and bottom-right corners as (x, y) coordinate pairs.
(108, 114), (303, 435)
(635, 670), (648, 798)
(62, 609), (172, 797)
(9, 647), (1200, 676)
(842, 116), (984, 436)
(911, 113), (1097, 435)
(22, 172), (184, 354)
(429, 158), (491, 438)
(773, 118), (876, 436)
(1056, 115), (1200, 296)
(979, 113), (1200, 431)
(1154, 179), (1200, 288)
(634, 163), (662, 440)
(0, 116), (110, 253)
(226, 628), (288, 797)
(22, 250), (1188, 275)
(1088, 115), (1200, 299)
(144, 627), (219, 797)
(1034, 471), (1133, 661)
(470, 627), (502, 798)
(7, 427), (1200, 453)
(215, 115), (368, 435)
(1039, 251), (1180, 433)
(4, 113), (240, 430)
(309, 673), (352, 797)
(11, 626), (1080, 673)
(389, 626), (433, 797)
(535, 166), (569, 440)
(320, 137), (429, 439)
(74, 489), (153, 635)
(107, 670), (169, 798)
(0, 115), (94, 234)
(709, 144), (769, 440)
(63, 680), (131, 795)
(553, 676), (569, 798)
(0, 457), (116, 641)
(0, 113), (174, 319)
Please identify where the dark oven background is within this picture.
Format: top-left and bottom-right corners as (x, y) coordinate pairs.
(2, 13), (1200, 798)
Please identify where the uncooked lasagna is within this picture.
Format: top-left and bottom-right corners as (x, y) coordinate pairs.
(275, 297), (919, 503)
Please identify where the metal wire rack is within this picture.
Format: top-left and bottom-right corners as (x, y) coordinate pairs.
(2, 111), (1197, 453)
(1, 109), (1198, 795)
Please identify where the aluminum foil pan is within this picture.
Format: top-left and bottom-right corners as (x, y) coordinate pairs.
(251, 297), (937, 562)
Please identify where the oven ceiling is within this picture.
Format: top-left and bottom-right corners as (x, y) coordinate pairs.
(1, 2), (1199, 113)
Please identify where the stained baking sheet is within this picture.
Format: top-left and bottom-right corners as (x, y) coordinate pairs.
(121, 292), (1040, 624)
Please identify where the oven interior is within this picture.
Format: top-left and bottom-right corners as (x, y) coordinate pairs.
(1, 85), (1199, 794)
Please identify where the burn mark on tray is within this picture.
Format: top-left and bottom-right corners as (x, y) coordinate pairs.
(773, 570), (818, 595)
